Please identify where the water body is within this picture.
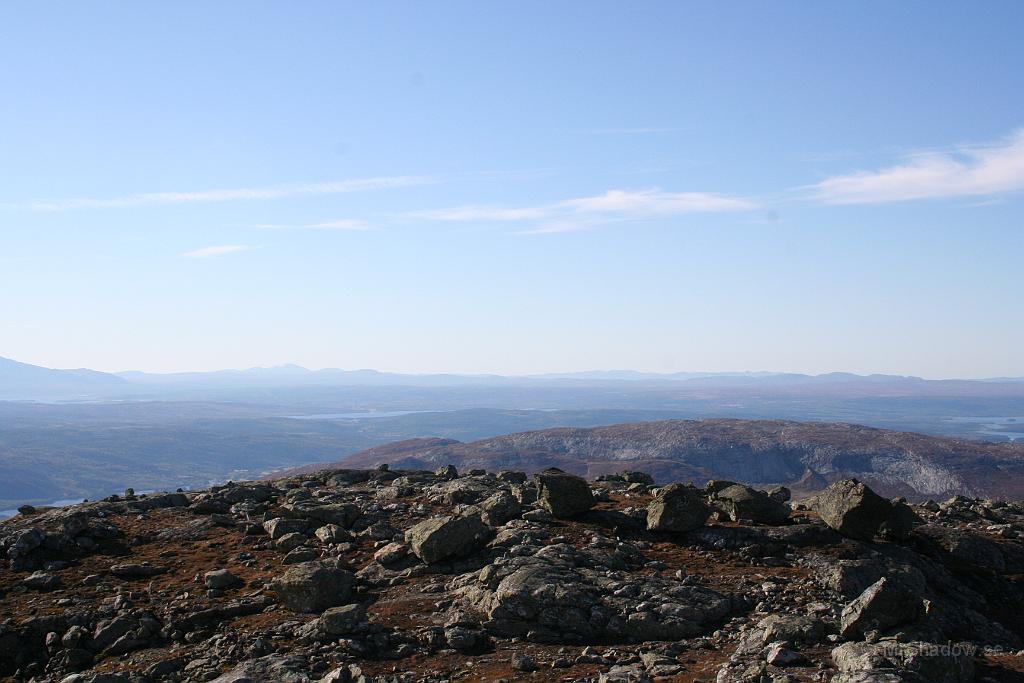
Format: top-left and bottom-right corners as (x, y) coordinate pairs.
(947, 417), (1024, 442)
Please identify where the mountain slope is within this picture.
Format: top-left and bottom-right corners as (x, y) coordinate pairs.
(289, 418), (1024, 500)
(0, 356), (128, 400)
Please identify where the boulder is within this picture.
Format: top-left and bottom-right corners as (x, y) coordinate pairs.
(373, 542), (408, 565)
(831, 641), (974, 683)
(405, 514), (490, 564)
(263, 518), (307, 540)
(435, 464), (459, 480)
(314, 524), (350, 545)
(318, 603), (367, 636)
(271, 562), (354, 613)
(275, 532), (307, 551)
(23, 571), (62, 591)
(204, 569), (244, 590)
(814, 479), (918, 541)
(840, 576), (926, 640)
(453, 543), (732, 643)
(535, 469), (595, 518)
(480, 490), (522, 526)
(646, 484), (711, 533)
(210, 655), (312, 683)
(715, 484), (790, 525)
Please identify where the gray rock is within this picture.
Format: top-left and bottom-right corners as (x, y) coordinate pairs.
(511, 653), (537, 671)
(831, 640), (974, 683)
(647, 483), (710, 533)
(497, 470), (528, 484)
(271, 562), (355, 613)
(453, 543), (732, 643)
(318, 603), (367, 636)
(480, 490), (522, 526)
(535, 468), (595, 518)
(814, 479), (918, 541)
(275, 531), (307, 551)
(715, 484), (790, 525)
(23, 570), (62, 591)
(263, 517), (307, 540)
(210, 655), (312, 682)
(204, 569), (243, 590)
(405, 514), (490, 564)
(765, 642), (805, 666)
(283, 548), (319, 564)
(840, 576), (926, 640)
(314, 524), (350, 545)
(373, 542), (408, 565)
(435, 464), (459, 480)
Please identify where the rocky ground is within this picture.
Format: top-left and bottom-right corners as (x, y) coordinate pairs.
(2, 465), (1024, 682)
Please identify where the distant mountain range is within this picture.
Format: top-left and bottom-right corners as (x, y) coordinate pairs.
(284, 418), (1024, 501)
(2, 355), (1024, 400)
(0, 357), (128, 400)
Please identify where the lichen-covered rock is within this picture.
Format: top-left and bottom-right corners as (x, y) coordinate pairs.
(453, 543), (733, 643)
(535, 469), (595, 518)
(840, 576), (926, 640)
(646, 484), (710, 533)
(405, 514), (490, 564)
(204, 569), (243, 590)
(714, 484), (790, 525)
(271, 562), (354, 613)
(831, 640), (974, 683)
(318, 603), (367, 636)
(480, 490), (521, 526)
(814, 479), (918, 541)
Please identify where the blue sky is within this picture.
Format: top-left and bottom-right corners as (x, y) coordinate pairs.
(2, 2), (1022, 377)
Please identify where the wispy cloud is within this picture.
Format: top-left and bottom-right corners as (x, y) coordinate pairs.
(182, 245), (251, 258)
(12, 176), (433, 211)
(251, 219), (371, 231)
(811, 129), (1024, 204)
(585, 127), (686, 135)
(410, 188), (756, 233)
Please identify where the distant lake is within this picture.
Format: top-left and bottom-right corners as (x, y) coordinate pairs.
(947, 416), (1024, 442)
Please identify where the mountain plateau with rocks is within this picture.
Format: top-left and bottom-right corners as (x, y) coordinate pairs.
(3, 451), (1024, 682)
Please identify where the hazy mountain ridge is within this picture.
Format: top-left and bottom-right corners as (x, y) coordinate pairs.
(299, 418), (1024, 500)
(4, 355), (1024, 401)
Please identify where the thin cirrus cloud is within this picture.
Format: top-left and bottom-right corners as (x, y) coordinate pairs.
(812, 129), (1024, 204)
(251, 219), (372, 231)
(182, 245), (251, 259)
(410, 188), (757, 234)
(11, 176), (432, 211)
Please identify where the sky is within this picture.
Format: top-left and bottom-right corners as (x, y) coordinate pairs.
(2, 2), (1023, 378)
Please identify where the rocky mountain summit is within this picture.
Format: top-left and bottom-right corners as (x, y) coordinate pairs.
(2, 464), (1024, 682)
(287, 419), (1024, 502)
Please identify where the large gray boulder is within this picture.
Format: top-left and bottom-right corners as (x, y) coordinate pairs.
(814, 479), (918, 541)
(535, 469), (595, 518)
(318, 603), (368, 636)
(646, 484), (710, 533)
(453, 543), (732, 643)
(405, 514), (490, 564)
(839, 576), (926, 640)
(714, 484), (790, 525)
(831, 640), (974, 683)
(480, 490), (522, 526)
(271, 562), (354, 613)
(210, 655), (312, 683)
